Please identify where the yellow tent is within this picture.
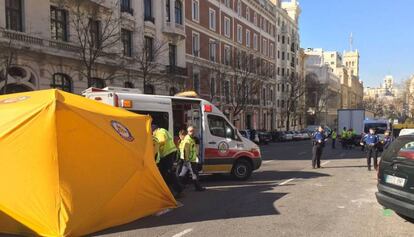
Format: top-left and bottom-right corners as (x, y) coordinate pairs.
(0, 89), (176, 237)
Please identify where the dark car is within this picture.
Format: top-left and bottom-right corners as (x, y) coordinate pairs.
(376, 135), (414, 222)
(258, 131), (272, 145)
(271, 131), (284, 142)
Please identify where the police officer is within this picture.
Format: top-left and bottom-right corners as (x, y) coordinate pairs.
(382, 130), (394, 150)
(152, 124), (183, 196)
(331, 129), (337, 149)
(360, 128), (379, 171)
(178, 126), (206, 191)
(312, 126), (327, 169)
(341, 127), (348, 149)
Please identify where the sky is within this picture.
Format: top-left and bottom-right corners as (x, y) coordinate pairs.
(298, 0), (414, 87)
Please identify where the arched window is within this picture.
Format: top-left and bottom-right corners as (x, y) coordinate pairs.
(144, 84), (155, 94)
(175, 0), (183, 25)
(51, 73), (72, 92)
(124, 81), (134, 88)
(89, 77), (106, 89)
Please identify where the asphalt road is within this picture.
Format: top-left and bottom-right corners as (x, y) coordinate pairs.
(92, 140), (414, 237)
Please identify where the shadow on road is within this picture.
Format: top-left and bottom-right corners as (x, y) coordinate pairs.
(91, 170), (330, 236)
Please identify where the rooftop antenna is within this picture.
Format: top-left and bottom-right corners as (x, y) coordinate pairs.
(349, 32), (353, 51)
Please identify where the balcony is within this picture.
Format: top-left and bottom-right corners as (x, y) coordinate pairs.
(166, 65), (187, 76)
(1, 29), (43, 46)
(162, 22), (186, 40)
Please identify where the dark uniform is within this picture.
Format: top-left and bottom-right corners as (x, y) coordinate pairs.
(362, 133), (379, 170)
(312, 131), (326, 168)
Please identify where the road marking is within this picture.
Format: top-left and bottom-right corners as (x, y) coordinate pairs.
(279, 178), (295, 186)
(154, 208), (173, 216)
(263, 160), (273, 164)
(172, 228), (193, 237)
(321, 161), (331, 166)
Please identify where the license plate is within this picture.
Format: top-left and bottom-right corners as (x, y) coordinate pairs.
(385, 175), (406, 187)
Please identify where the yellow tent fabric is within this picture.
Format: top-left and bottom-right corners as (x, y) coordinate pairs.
(0, 89), (176, 237)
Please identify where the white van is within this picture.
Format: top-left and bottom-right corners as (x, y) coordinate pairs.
(83, 87), (262, 180)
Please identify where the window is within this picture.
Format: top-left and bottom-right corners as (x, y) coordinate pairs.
(282, 52), (285, 60)
(209, 40), (217, 62)
(89, 19), (101, 48)
(192, 0), (199, 22)
(237, 1), (241, 16)
(282, 84), (285, 92)
(277, 50), (280, 59)
(166, 0), (171, 22)
(208, 115), (235, 139)
(224, 0), (231, 8)
(51, 73), (72, 92)
(246, 7), (250, 21)
(246, 30), (250, 47)
(282, 35), (285, 44)
(50, 6), (68, 41)
(281, 100), (285, 108)
(270, 44), (274, 59)
(254, 12), (257, 26)
(136, 111), (168, 129)
(193, 72), (200, 93)
(144, 0), (153, 22)
(192, 32), (200, 57)
(175, 0), (183, 24)
(121, 0), (133, 14)
(144, 36), (154, 61)
(144, 84), (155, 94)
(210, 77), (216, 97)
(277, 67), (280, 76)
(6, 0), (23, 31)
(121, 29), (132, 56)
(253, 34), (258, 50)
(89, 77), (106, 88)
(224, 80), (230, 103)
(209, 8), (216, 31)
(224, 17), (231, 37)
(169, 44), (177, 66)
(224, 45), (231, 65)
(124, 81), (134, 88)
(262, 88), (266, 106)
(263, 39), (267, 56)
(237, 25), (242, 43)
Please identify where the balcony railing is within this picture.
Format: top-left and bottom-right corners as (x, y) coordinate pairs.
(1, 29), (43, 46)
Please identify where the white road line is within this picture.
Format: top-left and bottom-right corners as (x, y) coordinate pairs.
(321, 161), (331, 166)
(263, 160), (272, 164)
(279, 178), (295, 186)
(172, 228), (193, 237)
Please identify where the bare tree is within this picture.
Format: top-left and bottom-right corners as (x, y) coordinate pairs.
(0, 39), (18, 95)
(281, 73), (306, 131)
(305, 73), (337, 125)
(58, 0), (123, 86)
(132, 34), (171, 94)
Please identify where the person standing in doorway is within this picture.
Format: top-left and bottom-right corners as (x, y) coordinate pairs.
(331, 129), (337, 149)
(312, 126), (327, 169)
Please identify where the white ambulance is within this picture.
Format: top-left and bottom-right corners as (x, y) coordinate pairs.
(83, 87), (262, 180)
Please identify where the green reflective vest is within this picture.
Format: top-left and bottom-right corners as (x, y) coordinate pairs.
(332, 131), (337, 139)
(153, 128), (177, 158)
(180, 135), (197, 162)
(152, 136), (160, 164)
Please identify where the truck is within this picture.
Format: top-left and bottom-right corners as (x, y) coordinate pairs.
(83, 87), (262, 180)
(337, 109), (365, 135)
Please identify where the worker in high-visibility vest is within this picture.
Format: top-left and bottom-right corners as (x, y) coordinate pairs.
(152, 124), (183, 196)
(331, 129), (337, 149)
(341, 127), (348, 149)
(152, 136), (160, 164)
(178, 126), (206, 191)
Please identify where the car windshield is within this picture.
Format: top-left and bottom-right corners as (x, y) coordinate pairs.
(382, 136), (414, 162)
(364, 123), (387, 134)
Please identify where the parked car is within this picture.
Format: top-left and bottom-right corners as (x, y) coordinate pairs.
(300, 130), (311, 140)
(239, 130), (260, 144)
(292, 131), (303, 141)
(282, 131), (294, 141)
(376, 135), (414, 222)
(258, 131), (272, 145)
(271, 131), (284, 142)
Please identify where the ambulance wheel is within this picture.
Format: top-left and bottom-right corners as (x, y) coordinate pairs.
(232, 159), (252, 181)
